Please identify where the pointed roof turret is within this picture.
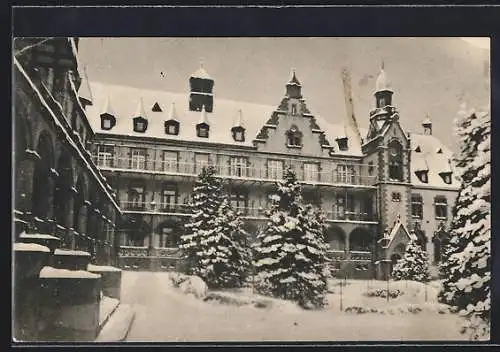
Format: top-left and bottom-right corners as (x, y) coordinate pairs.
(375, 61), (393, 93)
(168, 102), (179, 121)
(190, 60), (213, 80)
(100, 95), (115, 116)
(134, 98), (147, 118)
(422, 114), (432, 126)
(234, 109), (244, 128)
(78, 65), (93, 106)
(198, 105), (210, 125)
(287, 68), (301, 87)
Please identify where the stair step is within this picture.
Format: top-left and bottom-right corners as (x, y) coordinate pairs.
(95, 304), (135, 342)
(99, 296), (120, 330)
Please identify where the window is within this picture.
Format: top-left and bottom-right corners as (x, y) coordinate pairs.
(229, 157), (247, 177)
(232, 127), (245, 142)
(127, 184), (145, 210)
(133, 117), (148, 133)
(336, 164), (355, 184)
(286, 125), (302, 147)
(335, 195), (345, 219)
(414, 146), (421, 153)
(161, 184), (177, 211)
(165, 120), (179, 135)
(411, 194), (423, 219)
(416, 171), (428, 183)
(378, 96), (387, 108)
(303, 163), (319, 182)
(360, 194), (373, 220)
(336, 137), (349, 151)
(97, 145), (114, 167)
(160, 227), (179, 248)
(195, 153), (210, 173)
(152, 102), (162, 112)
(197, 123), (209, 138)
(162, 151), (178, 173)
(440, 172), (452, 185)
(392, 192), (401, 202)
(368, 161), (374, 176)
(130, 148), (147, 170)
(102, 118), (112, 130)
(230, 189), (248, 213)
(268, 160), (283, 180)
(435, 196), (448, 219)
(291, 104), (297, 115)
(388, 140), (404, 181)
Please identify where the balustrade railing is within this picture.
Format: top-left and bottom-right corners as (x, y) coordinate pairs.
(93, 155), (378, 187)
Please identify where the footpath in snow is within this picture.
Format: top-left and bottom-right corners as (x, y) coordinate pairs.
(118, 271), (470, 342)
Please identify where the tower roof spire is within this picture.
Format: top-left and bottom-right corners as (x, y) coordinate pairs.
(234, 109), (244, 128)
(134, 97), (147, 118)
(287, 68), (301, 86)
(191, 58), (212, 80)
(422, 113), (432, 126)
(101, 95), (114, 116)
(375, 61), (393, 93)
(168, 102), (179, 121)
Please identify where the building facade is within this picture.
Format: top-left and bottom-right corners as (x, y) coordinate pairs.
(13, 37), (121, 265)
(80, 62), (459, 278)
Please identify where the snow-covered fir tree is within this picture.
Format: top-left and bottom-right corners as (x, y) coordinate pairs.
(253, 167), (330, 308)
(438, 105), (491, 332)
(179, 165), (250, 288)
(391, 240), (430, 282)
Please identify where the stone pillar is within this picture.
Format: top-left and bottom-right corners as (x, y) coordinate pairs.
(77, 204), (88, 251)
(64, 190), (75, 249)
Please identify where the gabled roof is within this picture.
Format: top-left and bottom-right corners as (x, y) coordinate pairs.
(410, 133), (459, 189)
(85, 81), (365, 155)
(382, 218), (417, 249)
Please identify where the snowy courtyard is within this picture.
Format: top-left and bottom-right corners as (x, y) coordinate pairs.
(119, 270), (471, 342)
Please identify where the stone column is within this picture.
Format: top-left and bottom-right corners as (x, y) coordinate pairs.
(77, 204), (88, 251)
(64, 189), (75, 249)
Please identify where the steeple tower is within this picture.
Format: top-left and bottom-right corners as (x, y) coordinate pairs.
(189, 60), (214, 113)
(374, 61), (394, 108)
(285, 68), (302, 99)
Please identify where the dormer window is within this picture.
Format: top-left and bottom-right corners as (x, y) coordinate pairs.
(164, 120), (180, 135)
(133, 117), (148, 133)
(286, 125), (302, 148)
(414, 146), (421, 153)
(100, 113), (116, 131)
(437, 148), (443, 154)
(415, 170), (428, 183)
(197, 123), (209, 138)
(152, 102), (162, 112)
(336, 137), (349, 151)
(231, 126), (245, 142)
(440, 172), (452, 185)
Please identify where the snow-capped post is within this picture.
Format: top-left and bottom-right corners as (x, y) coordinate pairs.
(438, 106), (490, 339)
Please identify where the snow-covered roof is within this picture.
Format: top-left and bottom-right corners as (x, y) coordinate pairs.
(190, 65), (212, 80)
(421, 116), (432, 126)
(87, 263), (122, 272)
(287, 69), (301, 86)
(19, 233), (60, 241)
(410, 134), (459, 189)
(85, 82), (366, 156)
(78, 65), (93, 104)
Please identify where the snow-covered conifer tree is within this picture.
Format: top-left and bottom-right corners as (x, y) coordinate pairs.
(253, 167), (329, 308)
(180, 165), (223, 277)
(391, 240), (430, 282)
(438, 106), (490, 335)
(180, 165), (250, 288)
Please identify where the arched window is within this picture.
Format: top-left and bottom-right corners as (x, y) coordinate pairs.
(388, 140), (403, 181)
(286, 125), (302, 147)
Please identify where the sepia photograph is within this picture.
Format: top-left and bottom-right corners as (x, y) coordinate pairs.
(12, 36), (490, 343)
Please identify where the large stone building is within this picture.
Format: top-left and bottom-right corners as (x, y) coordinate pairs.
(80, 60), (459, 279)
(13, 37), (121, 261)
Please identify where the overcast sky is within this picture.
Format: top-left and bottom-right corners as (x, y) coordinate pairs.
(78, 37), (489, 150)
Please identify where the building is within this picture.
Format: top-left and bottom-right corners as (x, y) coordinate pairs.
(80, 60), (459, 279)
(13, 37), (121, 262)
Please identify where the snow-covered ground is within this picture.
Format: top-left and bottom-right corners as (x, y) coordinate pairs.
(120, 271), (470, 342)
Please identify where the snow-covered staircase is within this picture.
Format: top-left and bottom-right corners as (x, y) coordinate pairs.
(13, 231), (135, 342)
